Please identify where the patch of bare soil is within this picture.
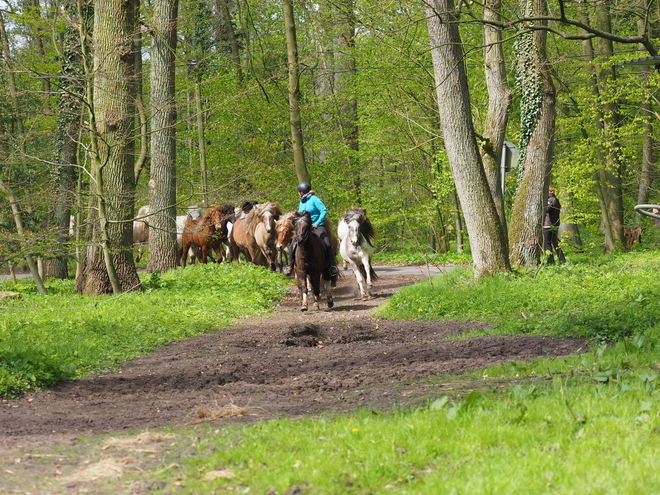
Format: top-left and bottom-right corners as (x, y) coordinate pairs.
(0, 269), (586, 456)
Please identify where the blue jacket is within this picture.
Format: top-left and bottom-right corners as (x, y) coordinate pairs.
(298, 193), (328, 226)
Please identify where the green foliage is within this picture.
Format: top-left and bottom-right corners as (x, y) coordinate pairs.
(0, 263), (291, 398)
(376, 251), (660, 342)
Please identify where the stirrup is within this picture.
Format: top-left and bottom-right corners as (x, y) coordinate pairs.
(283, 265), (293, 276)
(329, 265), (339, 277)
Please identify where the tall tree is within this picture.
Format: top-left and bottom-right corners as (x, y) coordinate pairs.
(425, 0), (510, 276)
(508, 0), (556, 267)
(283, 0), (309, 183)
(480, 0), (511, 228)
(76, 0), (141, 295)
(147, 0), (180, 272)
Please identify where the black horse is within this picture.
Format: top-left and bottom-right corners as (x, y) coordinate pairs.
(292, 211), (336, 311)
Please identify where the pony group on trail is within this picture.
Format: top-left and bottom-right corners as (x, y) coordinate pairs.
(338, 208), (377, 300)
(292, 210), (337, 311)
(131, 200), (377, 310)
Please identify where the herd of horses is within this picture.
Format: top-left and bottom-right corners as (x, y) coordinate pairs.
(133, 202), (377, 311)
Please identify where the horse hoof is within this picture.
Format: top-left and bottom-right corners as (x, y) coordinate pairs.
(327, 300), (334, 309)
(300, 307), (308, 312)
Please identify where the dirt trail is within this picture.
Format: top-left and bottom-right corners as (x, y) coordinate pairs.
(0, 268), (585, 455)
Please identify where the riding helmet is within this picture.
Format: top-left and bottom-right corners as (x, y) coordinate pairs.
(297, 182), (311, 194)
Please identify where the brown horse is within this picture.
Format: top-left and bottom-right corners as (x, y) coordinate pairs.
(180, 204), (233, 267)
(229, 202), (281, 269)
(292, 211), (336, 311)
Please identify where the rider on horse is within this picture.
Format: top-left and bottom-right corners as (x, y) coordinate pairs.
(283, 181), (340, 277)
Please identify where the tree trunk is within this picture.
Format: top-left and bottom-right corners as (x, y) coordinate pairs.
(44, 0), (85, 280)
(76, 0), (141, 295)
(508, 0), (556, 267)
(215, 0), (243, 83)
(425, 0), (510, 276)
(147, 0), (179, 273)
(282, 0), (309, 183)
(481, 0), (511, 228)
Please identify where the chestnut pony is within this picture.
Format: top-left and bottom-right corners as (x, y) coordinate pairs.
(180, 204), (233, 267)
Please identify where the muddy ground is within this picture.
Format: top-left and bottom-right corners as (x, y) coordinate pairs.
(0, 268), (586, 458)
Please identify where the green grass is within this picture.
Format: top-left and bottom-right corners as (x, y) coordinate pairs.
(0, 263), (291, 398)
(7, 251), (660, 493)
(375, 251), (660, 342)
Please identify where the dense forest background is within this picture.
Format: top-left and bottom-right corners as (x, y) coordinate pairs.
(0, 0), (659, 291)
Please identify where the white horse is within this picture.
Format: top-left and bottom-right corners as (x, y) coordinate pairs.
(338, 208), (377, 299)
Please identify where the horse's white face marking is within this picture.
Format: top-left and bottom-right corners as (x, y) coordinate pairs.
(262, 211), (275, 233)
(348, 220), (360, 246)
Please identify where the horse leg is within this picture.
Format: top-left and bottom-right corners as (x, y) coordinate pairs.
(361, 253), (374, 294)
(347, 256), (368, 299)
(181, 239), (190, 267)
(297, 272), (308, 311)
(325, 278), (334, 309)
(310, 274), (321, 310)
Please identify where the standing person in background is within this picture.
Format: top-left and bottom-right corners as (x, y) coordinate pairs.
(283, 182), (340, 277)
(544, 187), (566, 264)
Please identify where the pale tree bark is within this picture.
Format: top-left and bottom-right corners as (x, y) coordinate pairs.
(0, 179), (47, 294)
(481, 0), (511, 228)
(147, 0), (179, 273)
(508, 0), (556, 267)
(76, 0), (141, 295)
(283, 0), (309, 183)
(425, 0), (510, 276)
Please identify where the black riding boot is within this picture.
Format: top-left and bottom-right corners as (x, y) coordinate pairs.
(283, 241), (297, 276)
(325, 245), (339, 277)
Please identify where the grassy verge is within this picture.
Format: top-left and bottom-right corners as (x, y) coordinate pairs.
(375, 251), (660, 342)
(0, 263), (291, 398)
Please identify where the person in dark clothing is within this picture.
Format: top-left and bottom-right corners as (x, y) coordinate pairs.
(544, 187), (566, 264)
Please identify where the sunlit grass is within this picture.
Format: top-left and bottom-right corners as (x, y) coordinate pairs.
(375, 251), (660, 342)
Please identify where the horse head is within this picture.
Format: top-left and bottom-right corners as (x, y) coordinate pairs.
(293, 211), (312, 243)
(343, 208), (375, 247)
(276, 211), (295, 251)
(263, 202), (282, 233)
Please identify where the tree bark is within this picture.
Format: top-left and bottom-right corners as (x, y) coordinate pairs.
(283, 0), (309, 183)
(508, 0), (556, 267)
(44, 0), (84, 280)
(76, 0), (141, 295)
(147, 0), (179, 273)
(425, 0), (510, 276)
(481, 0), (511, 228)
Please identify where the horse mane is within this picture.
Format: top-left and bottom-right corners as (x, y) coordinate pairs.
(344, 208), (375, 246)
(220, 203), (235, 217)
(277, 210), (296, 229)
(245, 202), (281, 237)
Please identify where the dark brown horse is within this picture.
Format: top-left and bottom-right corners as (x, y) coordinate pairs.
(180, 204), (233, 267)
(292, 211), (336, 311)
